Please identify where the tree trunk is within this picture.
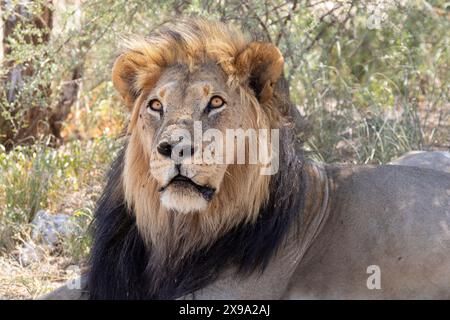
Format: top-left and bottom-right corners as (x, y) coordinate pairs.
(1, 0), (82, 149)
(1, 0), (53, 149)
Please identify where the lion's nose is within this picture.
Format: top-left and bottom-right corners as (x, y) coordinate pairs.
(157, 141), (196, 159)
(157, 141), (173, 158)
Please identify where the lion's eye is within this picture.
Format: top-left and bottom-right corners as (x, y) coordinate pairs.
(147, 99), (163, 113)
(208, 96), (225, 109)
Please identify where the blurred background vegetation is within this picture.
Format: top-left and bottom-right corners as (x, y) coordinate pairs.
(0, 0), (449, 298)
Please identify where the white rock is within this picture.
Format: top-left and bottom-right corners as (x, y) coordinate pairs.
(31, 210), (79, 245)
(389, 151), (450, 173)
(17, 240), (44, 266)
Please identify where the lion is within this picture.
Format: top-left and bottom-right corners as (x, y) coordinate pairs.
(42, 19), (450, 300)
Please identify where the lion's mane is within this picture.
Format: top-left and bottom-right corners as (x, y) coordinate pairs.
(88, 19), (307, 299)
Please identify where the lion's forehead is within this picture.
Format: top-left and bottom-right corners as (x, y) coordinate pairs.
(152, 63), (228, 96)
(147, 68), (236, 122)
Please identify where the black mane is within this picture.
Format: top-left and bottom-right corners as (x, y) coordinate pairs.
(88, 127), (306, 299)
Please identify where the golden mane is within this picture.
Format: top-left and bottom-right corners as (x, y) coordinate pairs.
(114, 18), (287, 257)
(118, 19), (249, 94)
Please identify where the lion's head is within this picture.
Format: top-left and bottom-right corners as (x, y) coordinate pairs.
(111, 19), (293, 254)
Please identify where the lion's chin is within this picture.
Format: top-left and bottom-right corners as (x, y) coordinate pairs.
(160, 186), (209, 214)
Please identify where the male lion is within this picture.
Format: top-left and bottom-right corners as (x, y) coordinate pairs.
(44, 19), (450, 300)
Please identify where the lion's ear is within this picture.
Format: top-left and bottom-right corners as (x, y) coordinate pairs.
(112, 51), (149, 110)
(235, 42), (284, 104)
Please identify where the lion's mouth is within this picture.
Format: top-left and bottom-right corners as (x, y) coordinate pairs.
(159, 174), (216, 201)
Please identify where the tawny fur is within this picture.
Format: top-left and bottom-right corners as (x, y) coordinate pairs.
(116, 19), (285, 257)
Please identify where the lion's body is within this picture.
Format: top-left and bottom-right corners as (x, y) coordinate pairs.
(42, 150), (450, 300)
(177, 159), (450, 299)
(288, 164), (450, 299)
(42, 19), (450, 300)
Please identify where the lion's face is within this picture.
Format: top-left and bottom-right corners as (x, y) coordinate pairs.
(111, 20), (286, 248)
(138, 63), (247, 213)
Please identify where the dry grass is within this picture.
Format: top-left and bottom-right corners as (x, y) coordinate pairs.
(0, 98), (123, 299)
(0, 248), (79, 299)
